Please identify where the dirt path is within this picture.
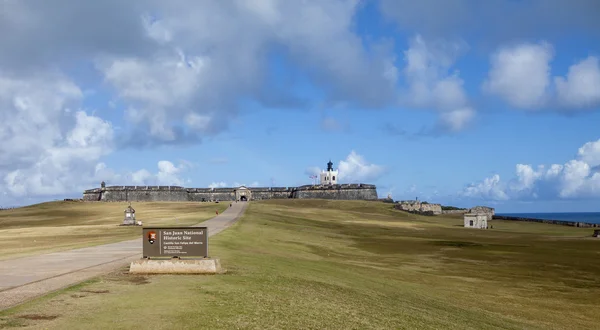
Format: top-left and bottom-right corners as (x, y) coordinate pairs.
(0, 201), (248, 311)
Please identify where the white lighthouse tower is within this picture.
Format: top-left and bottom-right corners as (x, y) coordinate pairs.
(320, 160), (338, 185)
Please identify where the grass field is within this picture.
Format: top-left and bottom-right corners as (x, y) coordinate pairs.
(0, 201), (228, 260)
(1, 200), (599, 329)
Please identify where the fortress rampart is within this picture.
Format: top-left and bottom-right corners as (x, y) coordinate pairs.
(83, 183), (379, 202)
(395, 200), (443, 215)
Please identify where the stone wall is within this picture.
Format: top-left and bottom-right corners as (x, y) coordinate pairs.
(292, 184), (378, 200)
(82, 184), (377, 202)
(84, 186), (189, 202)
(441, 209), (468, 215)
(395, 200), (442, 215)
(493, 215), (599, 228)
(249, 187), (294, 200)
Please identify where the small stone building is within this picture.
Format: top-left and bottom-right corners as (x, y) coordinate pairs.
(468, 206), (495, 221)
(464, 213), (487, 229)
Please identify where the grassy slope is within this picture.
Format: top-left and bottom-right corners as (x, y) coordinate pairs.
(0, 201), (228, 260)
(1, 200), (599, 329)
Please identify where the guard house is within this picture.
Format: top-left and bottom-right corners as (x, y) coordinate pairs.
(594, 229), (600, 238)
(320, 160), (338, 185)
(464, 213), (487, 229)
(123, 205), (136, 226)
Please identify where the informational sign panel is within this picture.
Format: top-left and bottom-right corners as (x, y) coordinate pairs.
(142, 227), (208, 258)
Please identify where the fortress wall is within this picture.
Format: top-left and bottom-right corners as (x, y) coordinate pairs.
(395, 201), (442, 215)
(187, 188), (213, 193)
(250, 188), (270, 192)
(251, 190), (293, 200)
(250, 191), (270, 200)
(441, 209), (468, 214)
(83, 184), (378, 202)
(212, 192), (236, 201)
(83, 192), (101, 201)
(101, 189), (188, 202)
(293, 186), (378, 200)
(272, 190), (293, 199)
(421, 203), (442, 215)
(188, 192), (213, 202)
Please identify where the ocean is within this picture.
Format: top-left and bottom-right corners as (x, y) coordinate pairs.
(496, 212), (600, 224)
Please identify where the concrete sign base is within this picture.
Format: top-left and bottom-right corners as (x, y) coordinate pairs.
(129, 258), (223, 274)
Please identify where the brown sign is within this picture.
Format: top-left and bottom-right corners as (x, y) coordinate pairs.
(142, 227), (208, 258)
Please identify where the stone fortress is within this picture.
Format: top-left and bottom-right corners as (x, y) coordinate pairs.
(83, 160), (379, 202)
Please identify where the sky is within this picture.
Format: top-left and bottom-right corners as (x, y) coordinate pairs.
(1, 0), (599, 212)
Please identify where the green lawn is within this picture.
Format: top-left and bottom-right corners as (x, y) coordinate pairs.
(1, 200), (599, 329)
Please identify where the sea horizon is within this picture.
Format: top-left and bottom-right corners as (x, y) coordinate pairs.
(496, 212), (600, 224)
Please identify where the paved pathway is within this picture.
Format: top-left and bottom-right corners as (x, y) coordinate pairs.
(0, 202), (248, 310)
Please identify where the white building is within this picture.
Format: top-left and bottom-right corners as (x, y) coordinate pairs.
(320, 160), (338, 185)
(464, 213), (488, 229)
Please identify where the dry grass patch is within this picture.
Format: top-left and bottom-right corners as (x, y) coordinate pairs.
(0, 201), (227, 260)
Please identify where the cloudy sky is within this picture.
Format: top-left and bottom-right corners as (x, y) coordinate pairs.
(1, 0), (599, 212)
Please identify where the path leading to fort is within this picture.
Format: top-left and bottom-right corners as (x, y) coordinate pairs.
(0, 201), (248, 311)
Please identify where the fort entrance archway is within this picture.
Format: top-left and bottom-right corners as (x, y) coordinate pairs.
(234, 186), (251, 202)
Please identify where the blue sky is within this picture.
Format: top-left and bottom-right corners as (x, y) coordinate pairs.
(1, 0), (599, 212)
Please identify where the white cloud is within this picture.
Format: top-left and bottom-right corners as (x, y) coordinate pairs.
(577, 139), (600, 168)
(156, 160), (187, 186)
(483, 42), (553, 109)
(338, 152), (386, 182)
(401, 35), (475, 131)
(461, 138), (600, 201)
(0, 0), (403, 146)
(555, 56), (600, 108)
(0, 72), (114, 198)
(130, 169), (152, 185)
(484, 42), (600, 110)
(310, 151), (386, 183)
(125, 160), (190, 186)
(462, 174), (509, 201)
(438, 107), (476, 132)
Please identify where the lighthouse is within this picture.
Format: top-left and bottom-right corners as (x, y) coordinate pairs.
(320, 160), (338, 185)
